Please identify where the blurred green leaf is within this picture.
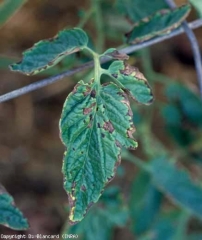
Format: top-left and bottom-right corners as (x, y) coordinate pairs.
(0, 0), (27, 26)
(161, 105), (182, 126)
(129, 171), (162, 235)
(188, 233), (202, 240)
(138, 210), (187, 240)
(150, 157), (202, 219)
(64, 187), (128, 240)
(10, 28), (88, 75)
(116, 0), (168, 23)
(166, 84), (202, 127)
(0, 56), (16, 69)
(189, 0), (202, 17)
(126, 5), (191, 44)
(0, 185), (29, 230)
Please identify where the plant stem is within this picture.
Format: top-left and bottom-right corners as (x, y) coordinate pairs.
(92, 0), (105, 53)
(83, 47), (101, 86)
(1, 19), (202, 103)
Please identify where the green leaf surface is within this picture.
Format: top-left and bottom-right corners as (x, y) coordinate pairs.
(189, 0), (202, 17)
(108, 60), (153, 104)
(0, 185), (29, 230)
(64, 187), (128, 240)
(116, 0), (168, 23)
(126, 4), (191, 44)
(130, 171), (162, 235)
(150, 158), (202, 219)
(188, 233), (202, 240)
(10, 28), (88, 75)
(60, 80), (137, 223)
(0, 0), (27, 26)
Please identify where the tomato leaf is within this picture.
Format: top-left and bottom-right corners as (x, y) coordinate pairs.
(10, 28), (88, 75)
(59, 80), (137, 223)
(126, 4), (191, 44)
(0, 185), (29, 230)
(108, 60), (153, 104)
(150, 158), (202, 219)
(116, 0), (168, 23)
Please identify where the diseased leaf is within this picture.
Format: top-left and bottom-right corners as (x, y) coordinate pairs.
(108, 60), (153, 104)
(102, 48), (129, 60)
(0, 0), (27, 26)
(126, 4), (191, 44)
(10, 28), (88, 75)
(0, 185), (29, 230)
(150, 158), (202, 219)
(59, 80), (137, 223)
(64, 187), (128, 240)
(116, 0), (168, 23)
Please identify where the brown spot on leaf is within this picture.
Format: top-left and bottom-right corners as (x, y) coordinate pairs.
(81, 185), (86, 191)
(101, 133), (105, 138)
(90, 90), (96, 98)
(127, 127), (135, 138)
(115, 140), (122, 148)
(83, 86), (91, 96)
(107, 50), (129, 60)
(112, 73), (118, 78)
(97, 123), (101, 128)
(120, 63), (147, 81)
(127, 107), (133, 117)
(83, 103), (96, 115)
(103, 121), (114, 133)
(83, 107), (92, 115)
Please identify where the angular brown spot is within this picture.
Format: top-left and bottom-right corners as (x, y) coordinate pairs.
(97, 123), (101, 128)
(107, 50), (129, 60)
(83, 108), (92, 115)
(112, 73), (118, 78)
(81, 185), (86, 191)
(103, 121), (114, 133)
(83, 103), (96, 115)
(83, 86), (91, 96)
(120, 63), (147, 81)
(90, 90), (96, 98)
(101, 133), (105, 138)
(115, 140), (122, 148)
(127, 127), (135, 138)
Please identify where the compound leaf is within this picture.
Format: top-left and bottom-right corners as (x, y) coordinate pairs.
(108, 60), (153, 104)
(150, 158), (202, 219)
(116, 0), (168, 23)
(0, 185), (29, 230)
(10, 28), (88, 75)
(126, 4), (191, 44)
(60, 80), (137, 223)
